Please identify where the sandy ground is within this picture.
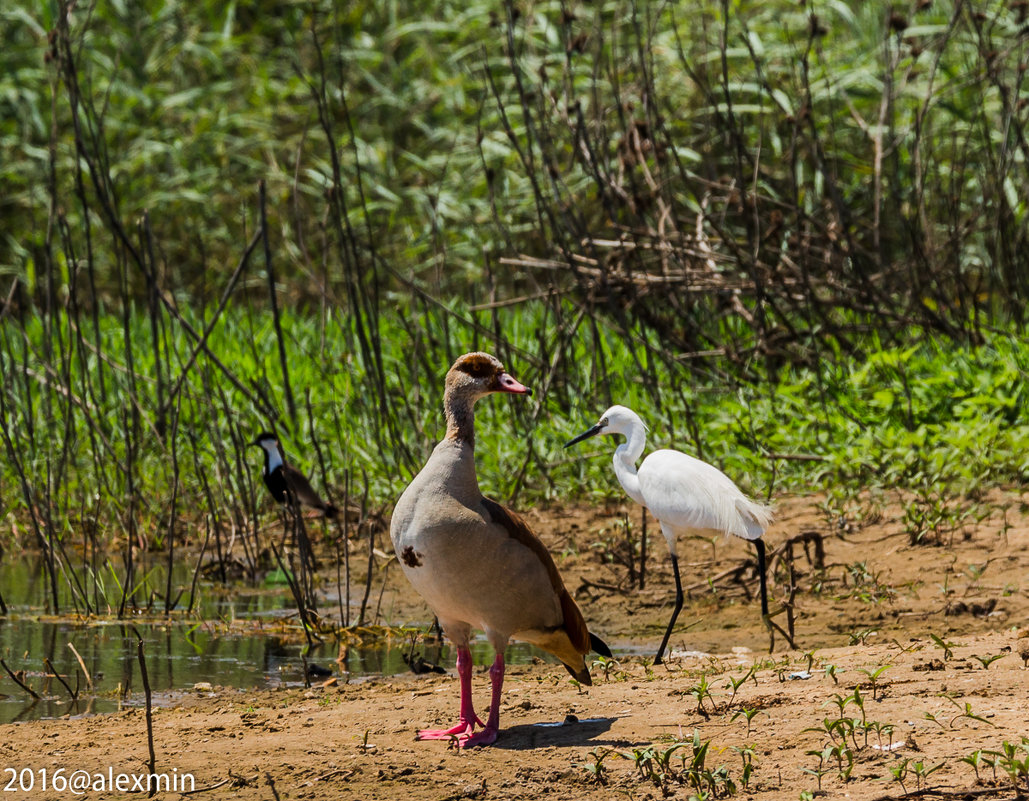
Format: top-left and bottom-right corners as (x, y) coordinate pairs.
(3, 491), (1029, 800)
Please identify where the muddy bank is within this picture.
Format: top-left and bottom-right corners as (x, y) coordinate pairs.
(2, 492), (1028, 799)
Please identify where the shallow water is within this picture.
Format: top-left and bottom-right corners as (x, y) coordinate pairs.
(0, 557), (552, 723)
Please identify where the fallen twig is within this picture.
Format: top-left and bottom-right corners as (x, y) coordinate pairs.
(136, 636), (157, 797)
(43, 657), (78, 701)
(0, 657), (40, 700)
(67, 642), (93, 691)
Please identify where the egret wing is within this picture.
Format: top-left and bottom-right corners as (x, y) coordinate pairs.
(639, 450), (770, 540)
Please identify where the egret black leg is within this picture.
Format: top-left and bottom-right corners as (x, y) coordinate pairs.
(654, 553), (684, 665)
(756, 538), (774, 652)
(756, 539), (768, 618)
(755, 539), (797, 652)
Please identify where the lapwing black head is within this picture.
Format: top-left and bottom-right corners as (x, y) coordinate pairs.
(250, 432), (338, 519)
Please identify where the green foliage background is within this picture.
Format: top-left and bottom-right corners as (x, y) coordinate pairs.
(5, 1), (1029, 300)
(1, 0), (1028, 568)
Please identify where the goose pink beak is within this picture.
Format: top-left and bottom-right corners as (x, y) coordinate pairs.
(497, 372), (532, 395)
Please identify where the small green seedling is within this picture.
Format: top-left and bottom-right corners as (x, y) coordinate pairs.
(856, 664), (890, 700)
(996, 740), (1029, 792)
(724, 665), (756, 708)
(582, 747), (616, 784)
(626, 745), (659, 782)
(960, 749), (984, 781)
(804, 716), (856, 749)
(829, 743), (855, 781)
(687, 675), (715, 716)
(890, 758), (911, 793)
(848, 628), (878, 646)
(929, 633), (957, 662)
(910, 760), (946, 791)
(849, 686), (867, 732)
(592, 655), (620, 681)
(970, 653), (1006, 670)
(865, 720), (895, 750)
(802, 746), (833, 792)
(730, 744), (755, 789)
(731, 707), (765, 737)
(949, 700), (995, 729)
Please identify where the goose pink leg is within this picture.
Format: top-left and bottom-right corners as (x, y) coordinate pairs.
(461, 653), (504, 747)
(417, 647), (484, 741)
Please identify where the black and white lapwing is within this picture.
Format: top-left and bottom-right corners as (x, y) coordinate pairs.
(251, 432), (338, 519)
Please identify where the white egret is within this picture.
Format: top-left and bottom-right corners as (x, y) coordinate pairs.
(566, 404), (774, 663)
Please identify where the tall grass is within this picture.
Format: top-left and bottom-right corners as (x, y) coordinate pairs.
(3, 291), (1029, 616)
(3, 300), (1027, 512)
(3, 1), (1028, 325)
(2, 0), (1029, 620)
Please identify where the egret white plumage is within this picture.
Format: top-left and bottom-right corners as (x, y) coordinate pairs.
(565, 404), (775, 664)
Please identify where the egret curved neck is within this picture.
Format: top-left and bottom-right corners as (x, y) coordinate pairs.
(612, 432), (646, 507)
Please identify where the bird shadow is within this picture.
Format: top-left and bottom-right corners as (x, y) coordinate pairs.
(491, 716), (625, 750)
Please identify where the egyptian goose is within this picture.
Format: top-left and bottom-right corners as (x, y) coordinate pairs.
(391, 352), (610, 747)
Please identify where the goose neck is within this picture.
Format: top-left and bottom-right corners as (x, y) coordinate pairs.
(443, 387), (477, 445)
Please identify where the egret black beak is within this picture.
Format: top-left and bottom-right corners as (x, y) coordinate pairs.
(564, 423), (605, 449)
